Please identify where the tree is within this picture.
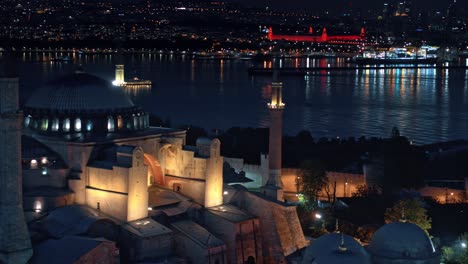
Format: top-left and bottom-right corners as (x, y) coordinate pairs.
(352, 184), (381, 198)
(323, 180), (337, 204)
(441, 233), (468, 264)
(298, 160), (328, 206)
(384, 199), (432, 234)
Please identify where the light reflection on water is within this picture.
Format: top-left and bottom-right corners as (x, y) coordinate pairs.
(14, 52), (468, 144)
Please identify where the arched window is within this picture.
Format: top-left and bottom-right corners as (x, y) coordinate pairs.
(63, 118), (70, 132)
(74, 118), (81, 132)
(51, 118), (59, 131)
(126, 119), (133, 130)
(117, 115), (123, 130)
(24, 115), (31, 128)
(133, 115), (138, 129)
(139, 116), (145, 129)
(86, 120), (93, 132)
(41, 118), (49, 131)
(107, 116), (115, 132)
(30, 159), (38, 169)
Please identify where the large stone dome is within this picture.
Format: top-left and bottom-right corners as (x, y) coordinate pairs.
(25, 71), (134, 111)
(368, 222), (439, 264)
(23, 71), (149, 134)
(302, 233), (371, 264)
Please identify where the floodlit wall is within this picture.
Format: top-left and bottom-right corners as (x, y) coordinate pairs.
(419, 186), (467, 204)
(165, 175), (206, 204)
(86, 188), (128, 221)
(127, 148), (149, 221)
(205, 139), (223, 207)
(88, 167), (129, 193)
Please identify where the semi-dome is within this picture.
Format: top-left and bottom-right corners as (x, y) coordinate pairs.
(368, 222), (439, 263)
(23, 71), (149, 134)
(302, 233), (371, 264)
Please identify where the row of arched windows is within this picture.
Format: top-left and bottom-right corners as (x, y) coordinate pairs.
(24, 114), (149, 133)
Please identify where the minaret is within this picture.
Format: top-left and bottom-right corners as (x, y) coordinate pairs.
(264, 72), (285, 201)
(0, 48), (33, 263)
(113, 64), (125, 86)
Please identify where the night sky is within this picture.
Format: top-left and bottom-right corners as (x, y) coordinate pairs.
(230, 0), (467, 12)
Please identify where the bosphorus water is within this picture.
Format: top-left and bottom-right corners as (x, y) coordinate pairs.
(17, 52), (468, 145)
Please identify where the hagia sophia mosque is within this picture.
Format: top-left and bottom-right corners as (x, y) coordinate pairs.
(0, 61), (442, 263)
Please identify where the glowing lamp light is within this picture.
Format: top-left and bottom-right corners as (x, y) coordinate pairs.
(41, 157), (48, 164)
(223, 191), (228, 195)
(41, 168), (47, 175)
(461, 242), (467, 248)
(148, 207), (153, 211)
(34, 201), (42, 213)
(315, 213), (322, 219)
(450, 192), (454, 196)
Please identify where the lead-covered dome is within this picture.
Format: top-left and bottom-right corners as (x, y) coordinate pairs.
(368, 222), (440, 264)
(25, 71), (134, 111)
(23, 70), (149, 134)
(302, 233), (371, 264)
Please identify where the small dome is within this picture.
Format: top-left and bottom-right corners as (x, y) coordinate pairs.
(368, 222), (439, 262)
(302, 233), (371, 264)
(25, 72), (134, 111)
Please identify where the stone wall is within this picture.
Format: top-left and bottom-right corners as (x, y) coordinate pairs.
(419, 186), (467, 204)
(325, 171), (366, 198)
(88, 167), (130, 193)
(127, 148), (149, 221)
(204, 212), (262, 264)
(86, 188), (129, 221)
(204, 139), (223, 207)
(231, 191), (308, 263)
(165, 175), (206, 205)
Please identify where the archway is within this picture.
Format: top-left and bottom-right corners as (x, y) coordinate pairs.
(144, 154), (164, 186)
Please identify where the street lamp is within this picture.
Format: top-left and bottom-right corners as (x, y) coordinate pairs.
(461, 242), (467, 248)
(315, 213), (322, 219)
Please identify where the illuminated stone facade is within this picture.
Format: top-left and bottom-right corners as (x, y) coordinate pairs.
(22, 71), (223, 223)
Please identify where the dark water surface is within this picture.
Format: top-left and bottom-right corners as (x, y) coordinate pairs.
(17, 53), (468, 145)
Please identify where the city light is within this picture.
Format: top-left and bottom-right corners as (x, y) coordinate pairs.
(315, 213), (322, 219)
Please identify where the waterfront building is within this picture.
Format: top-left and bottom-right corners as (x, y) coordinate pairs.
(268, 26), (366, 45)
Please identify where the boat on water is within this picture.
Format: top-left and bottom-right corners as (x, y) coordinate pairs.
(50, 56), (72, 62)
(352, 45), (440, 64)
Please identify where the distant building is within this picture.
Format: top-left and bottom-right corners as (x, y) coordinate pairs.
(267, 27), (366, 45)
